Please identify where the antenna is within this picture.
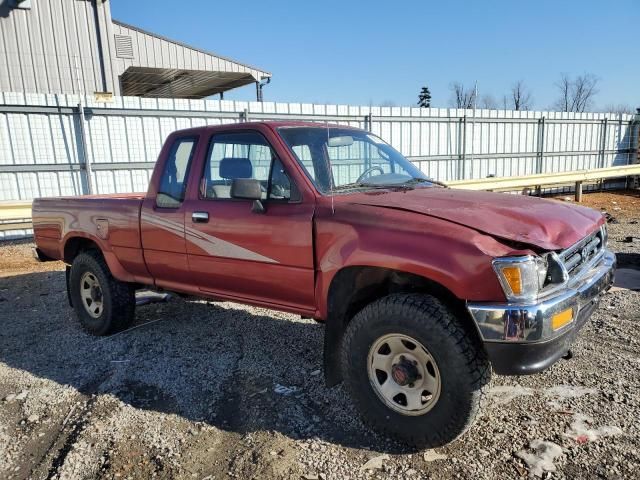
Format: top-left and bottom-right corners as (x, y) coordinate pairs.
(325, 121), (335, 214)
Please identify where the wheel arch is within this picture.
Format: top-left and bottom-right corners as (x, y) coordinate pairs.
(64, 236), (102, 264)
(323, 265), (483, 386)
(62, 234), (135, 282)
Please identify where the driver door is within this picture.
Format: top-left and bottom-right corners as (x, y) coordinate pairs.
(183, 129), (316, 313)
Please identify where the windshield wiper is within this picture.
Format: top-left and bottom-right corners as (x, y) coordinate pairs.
(329, 182), (368, 191)
(329, 177), (448, 192)
(404, 177), (449, 188)
(329, 182), (403, 192)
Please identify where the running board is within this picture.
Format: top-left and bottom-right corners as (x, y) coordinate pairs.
(135, 290), (172, 306)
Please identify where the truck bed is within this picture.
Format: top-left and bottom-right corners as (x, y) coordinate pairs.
(32, 193), (146, 274)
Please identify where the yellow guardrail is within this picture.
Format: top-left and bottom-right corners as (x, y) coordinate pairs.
(0, 163), (638, 230)
(0, 200), (32, 220)
(449, 164), (640, 200)
(0, 201), (32, 232)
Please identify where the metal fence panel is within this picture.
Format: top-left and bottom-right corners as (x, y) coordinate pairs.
(0, 91), (637, 208)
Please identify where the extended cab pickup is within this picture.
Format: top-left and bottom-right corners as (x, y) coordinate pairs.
(33, 122), (615, 447)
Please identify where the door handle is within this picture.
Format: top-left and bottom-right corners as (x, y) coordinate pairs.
(192, 211), (209, 223)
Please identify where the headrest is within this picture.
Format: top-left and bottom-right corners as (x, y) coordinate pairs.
(219, 157), (252, 179)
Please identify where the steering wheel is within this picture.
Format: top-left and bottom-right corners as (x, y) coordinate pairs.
(356, 166), (385, 183)
(271, 184), (288, 198)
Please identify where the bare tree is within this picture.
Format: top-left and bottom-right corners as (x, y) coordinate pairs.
(555, 74), (571, 112)
(553, 74), (599, 112)
(571, 74), (599, 112)
(602, 103), (635, 115)
(479, 94), (498, 109)
(449, 82), (476, 109)
(509, 80), (533, 110)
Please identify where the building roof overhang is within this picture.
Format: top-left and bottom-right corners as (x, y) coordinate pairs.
(112, 20), (271, 98)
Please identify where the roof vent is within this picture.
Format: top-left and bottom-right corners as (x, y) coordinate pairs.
(115, 35), (134, 59)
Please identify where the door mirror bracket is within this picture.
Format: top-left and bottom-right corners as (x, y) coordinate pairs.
(252, 200), (265, 214)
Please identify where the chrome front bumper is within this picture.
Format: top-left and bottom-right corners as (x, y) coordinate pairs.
(467, 249), (616, 343)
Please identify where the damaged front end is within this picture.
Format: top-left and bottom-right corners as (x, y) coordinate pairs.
(467, 224), (615, 375)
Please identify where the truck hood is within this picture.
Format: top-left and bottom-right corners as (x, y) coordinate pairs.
(346, 187), (604, 251)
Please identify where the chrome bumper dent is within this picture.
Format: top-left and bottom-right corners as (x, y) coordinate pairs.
(467, 249), (616, 343)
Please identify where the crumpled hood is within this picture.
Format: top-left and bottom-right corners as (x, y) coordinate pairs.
(347, 187), (604, 250)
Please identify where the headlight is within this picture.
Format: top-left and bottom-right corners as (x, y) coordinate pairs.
(492, 255), (548, 302)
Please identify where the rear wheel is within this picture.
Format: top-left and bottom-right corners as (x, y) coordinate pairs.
(69, 251), (135, 335)
(340, 293), (490, 447)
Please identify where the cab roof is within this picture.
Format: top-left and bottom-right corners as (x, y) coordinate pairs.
(170, 120), (360, 136)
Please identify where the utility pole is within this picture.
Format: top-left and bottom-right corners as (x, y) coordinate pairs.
(256, 77), (271, 102)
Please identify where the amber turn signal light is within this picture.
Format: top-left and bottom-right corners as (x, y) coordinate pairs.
(551, 308), (574, 331)
(501, 266), (522, 295)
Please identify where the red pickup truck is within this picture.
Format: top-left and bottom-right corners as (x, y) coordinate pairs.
(32, 121), (615, 447)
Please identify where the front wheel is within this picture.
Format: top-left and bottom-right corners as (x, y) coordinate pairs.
(69, 251), (135, 335)
(340, 294), (490, 447)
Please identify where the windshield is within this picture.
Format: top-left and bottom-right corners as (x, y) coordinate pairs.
(278, 127), (435, 194)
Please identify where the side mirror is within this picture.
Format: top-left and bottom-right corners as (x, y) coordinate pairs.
(230, 178), (265, 213)
(231, 178), (261, 200)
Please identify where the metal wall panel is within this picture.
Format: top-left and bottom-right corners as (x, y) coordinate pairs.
(0, 0), (270, 99)
(0, 0), (115, 96)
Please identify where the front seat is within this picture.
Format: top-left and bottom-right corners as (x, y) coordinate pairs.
(210, 157), (253, 198)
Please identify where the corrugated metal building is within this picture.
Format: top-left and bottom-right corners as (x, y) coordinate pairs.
(0, 0), (271, 99)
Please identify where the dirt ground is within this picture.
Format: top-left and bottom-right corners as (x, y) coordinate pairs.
(0, 191), (639, 480)
(552, 189), (640, 221)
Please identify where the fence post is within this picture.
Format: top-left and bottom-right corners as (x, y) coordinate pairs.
(630, 109), (640, 189)
(535, 116), (545, 196)
(537, 116), (545, 173)
(364, 113), (372, 131)
(600, 117), (608, 169)
(77, 101), (93, 195)
(363, 113), (373, 169)
(575, 181), (583, 202)
(598, 117), (608, 191)
(459, 115), (467, 180)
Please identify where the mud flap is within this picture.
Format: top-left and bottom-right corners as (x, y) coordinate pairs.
(323, 320), (343, 387)
(65, 266), (73, 307)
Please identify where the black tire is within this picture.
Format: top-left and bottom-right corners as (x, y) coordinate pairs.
(69, 250), (135, 335)
(340, 293), (490, 447)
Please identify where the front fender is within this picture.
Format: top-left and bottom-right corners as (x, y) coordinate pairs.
(314, 204), (519, 320)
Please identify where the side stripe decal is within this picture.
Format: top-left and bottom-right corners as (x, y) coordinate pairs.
(141, 212), (279, 264)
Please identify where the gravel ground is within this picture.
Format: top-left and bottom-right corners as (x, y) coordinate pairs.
(0, 191), (639, 480)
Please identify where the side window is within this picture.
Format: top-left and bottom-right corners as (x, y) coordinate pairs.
(203, 131), (294, 201)
(156, 137), (197, 208)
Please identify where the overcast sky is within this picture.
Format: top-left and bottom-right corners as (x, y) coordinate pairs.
(111, 0), (639, 110)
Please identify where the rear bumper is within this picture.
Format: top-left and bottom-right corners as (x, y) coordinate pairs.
(467, 249), (615, 375)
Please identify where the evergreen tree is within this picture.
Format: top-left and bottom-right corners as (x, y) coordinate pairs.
(418, 86), (431, 108)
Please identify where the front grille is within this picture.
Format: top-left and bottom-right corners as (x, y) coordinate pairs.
(558, 228), (605, 277)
